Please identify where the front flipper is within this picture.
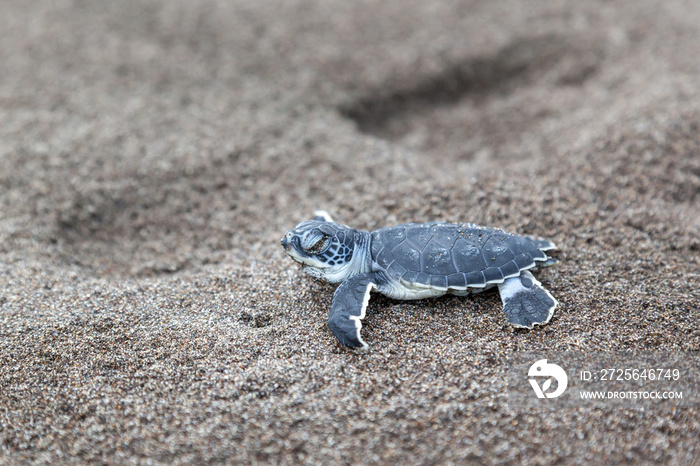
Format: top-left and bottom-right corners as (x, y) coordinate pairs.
(497, 270), (558, 328)
(313, 210), (334, 222)
(328, 272), (385, 351)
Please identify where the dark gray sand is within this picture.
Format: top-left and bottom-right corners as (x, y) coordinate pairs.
(1, 0), (699, 463)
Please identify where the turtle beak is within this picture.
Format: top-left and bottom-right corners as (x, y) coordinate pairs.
(281, 231), (292, 250)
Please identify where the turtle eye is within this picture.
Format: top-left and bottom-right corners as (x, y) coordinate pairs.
(301, 231), (330, 254)
(306, 236), (330, 254)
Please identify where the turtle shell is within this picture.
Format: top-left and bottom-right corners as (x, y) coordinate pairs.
(369, 222), (554, 290)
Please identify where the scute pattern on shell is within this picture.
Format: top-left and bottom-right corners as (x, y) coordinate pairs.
(370, 223), (553, 289)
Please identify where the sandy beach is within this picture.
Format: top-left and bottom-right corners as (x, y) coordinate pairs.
(1, 0), (699, 463)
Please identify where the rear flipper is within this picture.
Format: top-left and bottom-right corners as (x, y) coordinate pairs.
(497, 270), (557, 328)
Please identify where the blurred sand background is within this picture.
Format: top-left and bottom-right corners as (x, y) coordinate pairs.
(1, 0), (699, 463)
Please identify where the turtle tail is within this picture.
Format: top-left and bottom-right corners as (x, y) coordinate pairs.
(540, 256), (559, 268)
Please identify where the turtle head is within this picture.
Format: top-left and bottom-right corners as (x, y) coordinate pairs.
(281, 212), (361, 283)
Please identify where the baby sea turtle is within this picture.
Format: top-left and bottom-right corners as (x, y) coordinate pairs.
(281, 211), (558, 350)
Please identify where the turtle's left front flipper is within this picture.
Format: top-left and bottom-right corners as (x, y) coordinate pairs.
(498, 270), (557, 328)
(328, 272), (386, 351)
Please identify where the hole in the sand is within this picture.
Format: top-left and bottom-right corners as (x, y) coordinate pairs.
(340, 34), (603, 160)
(238, 311), (274, 328)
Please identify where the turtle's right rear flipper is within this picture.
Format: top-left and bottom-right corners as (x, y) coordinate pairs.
(497, 271), (557, 328)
